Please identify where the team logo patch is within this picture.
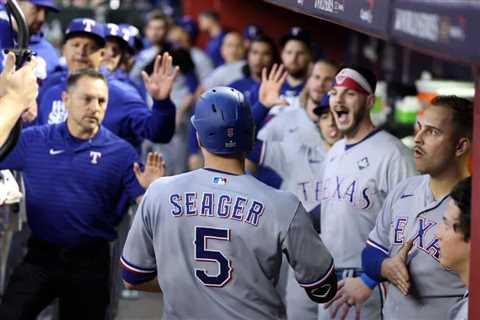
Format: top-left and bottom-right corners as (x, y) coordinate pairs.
(213, 177), (227, 185)
(357, 157), (370, 170)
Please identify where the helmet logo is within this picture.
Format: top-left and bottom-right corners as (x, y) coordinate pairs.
(227, 127), (235, 138)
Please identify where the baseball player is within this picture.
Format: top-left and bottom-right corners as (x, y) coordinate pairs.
(121, 87), (338, 320)
(319, 65), (416, 320)
(36, 18), (177, 151)
(330, 96), (471, 320)
(437, 177), (471, 320)
(248, 96), (341, 320)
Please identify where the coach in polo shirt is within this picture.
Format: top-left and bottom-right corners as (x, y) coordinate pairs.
(0, 69), (163, 320)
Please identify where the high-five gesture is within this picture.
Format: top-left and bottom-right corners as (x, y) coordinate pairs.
(259, 64), (289, 108)
(142, 52), (180, 101)
(381, 240), (413, 295)
(134, 152), (166, 189)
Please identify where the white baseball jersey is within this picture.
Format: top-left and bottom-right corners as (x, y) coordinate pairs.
(320, 129), (416, 269)
(368, 175), (466, 319)
(122, 168), (335, 320)
(448, 293), (468, 320)
(201, 60), (246, 90)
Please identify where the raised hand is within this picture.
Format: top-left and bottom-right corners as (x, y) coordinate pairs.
(381, 240), (413, 295)
(142, 52), (180, 101)
(258, 64), (289, 108)
(133, 152), (166, 189)
(0, 52), (38, 110)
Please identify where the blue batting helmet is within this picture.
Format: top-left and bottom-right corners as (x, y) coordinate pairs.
(191, 87), (255, 155)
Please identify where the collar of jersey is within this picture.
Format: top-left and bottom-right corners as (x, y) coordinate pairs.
(344, 128), (382, 151)
(202, 168), (240, 176)
(53, 122), (109, 151)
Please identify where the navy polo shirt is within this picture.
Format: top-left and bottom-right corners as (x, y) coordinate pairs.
(36, 74), (175, 151)
(0, 123), (145, 248)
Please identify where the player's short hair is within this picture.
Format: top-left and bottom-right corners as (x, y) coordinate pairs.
(199, 10), (220, 22)
(315, 58), (340, 71)
(249, 34), (279, 62)
(67, 69), (107, 91)
(146, 9), (170, 25)
(450, 176), (471, 241)
(430, 95), (473, 140)
(337, 64), (377, 94)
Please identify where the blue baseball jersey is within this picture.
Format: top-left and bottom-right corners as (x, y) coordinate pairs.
(228, 76), (258, 105)
(206, 31), (226, 67)
(29, 33), (59, 75)
(36, 74), (175, 150)
(0, 123), (144, 248)
(113, 69), (147, 100)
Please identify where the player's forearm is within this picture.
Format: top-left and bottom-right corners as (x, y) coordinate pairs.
(251, 101), (270, 129)
(142, 98), (176, 143)
(123, 277), (162, 293)
(0, 95), (26, 147)
(362, 243), (389, 282)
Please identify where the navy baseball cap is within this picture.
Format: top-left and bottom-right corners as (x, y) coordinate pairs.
(28, 0), (59, 12)
(313, 94), (330, 116)
(105, 23), (134, 52)
(65, 18), (106, 47)
(176, 16), (198, 41)
(119, 24), (143, 52)
(243, 24), (262, 41)
(279, 26), (311, 49)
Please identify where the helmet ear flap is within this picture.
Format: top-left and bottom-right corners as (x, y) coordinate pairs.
(191, 87), (254, 155)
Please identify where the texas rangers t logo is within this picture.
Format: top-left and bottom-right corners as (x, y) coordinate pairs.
(89, 151), (102, 164)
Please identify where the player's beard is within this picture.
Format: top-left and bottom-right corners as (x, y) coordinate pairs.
(338, 103), (369, 137)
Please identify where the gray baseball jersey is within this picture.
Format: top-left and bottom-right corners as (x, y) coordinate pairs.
(122, 168), (335, 320)
(368, 175), (466, 319)
(448, 293), (468, 320)
(257, 96), (314, 143)
(259, 108), (325, 212)
(320, 129), (416, 269)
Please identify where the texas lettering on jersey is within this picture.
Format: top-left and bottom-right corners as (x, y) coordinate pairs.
(169, 192), (265, 226)
(392, 216), (440, 261)
(321, 175), (373, 210)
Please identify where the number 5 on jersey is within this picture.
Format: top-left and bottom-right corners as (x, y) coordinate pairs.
(194, 226), (233, 287)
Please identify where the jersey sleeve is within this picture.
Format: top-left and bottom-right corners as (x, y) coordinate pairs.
(121, 190), (157, 284)
(282, 203), (335, 288)
(363, 188), (398, 281)
(112, 82), (175, 144)
(0, 127), (36, 170)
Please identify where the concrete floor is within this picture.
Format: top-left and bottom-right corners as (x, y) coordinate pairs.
(116, 292), (163, 320)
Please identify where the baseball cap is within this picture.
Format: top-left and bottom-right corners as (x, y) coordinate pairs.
(28, 0), (59, 12)
(65, 18), (106, 47)
(279, 26), (311, 49)
(119, 24), (143, 52)
(105, 23), (134, 53)
(243, 24), (262, 41)
(313, 94), (330, 116)
(176, 16), (198, 42)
